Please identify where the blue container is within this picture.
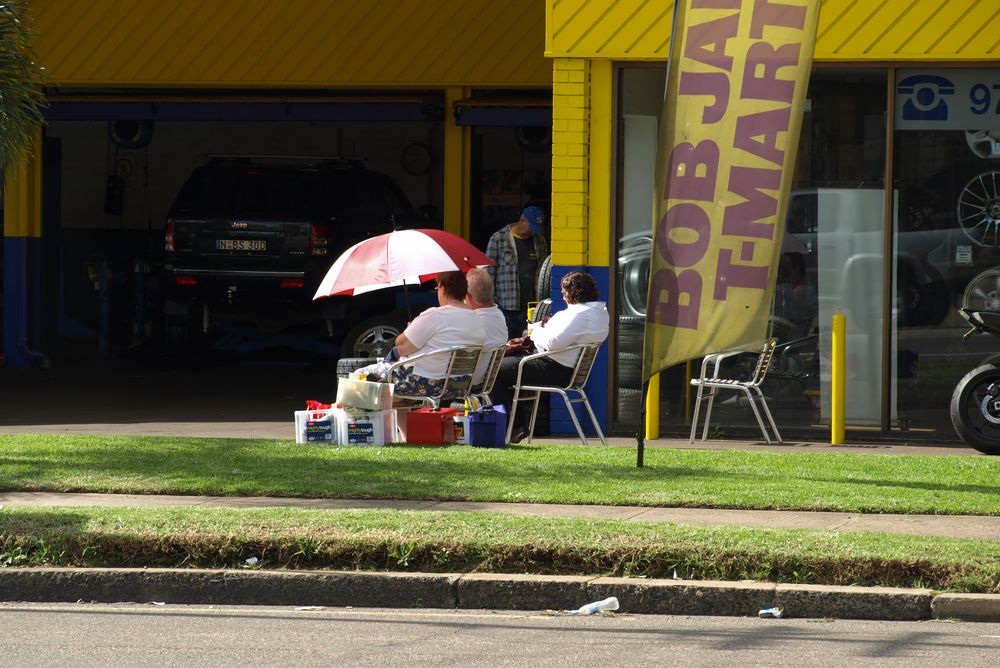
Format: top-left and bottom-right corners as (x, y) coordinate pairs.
(469, 405), (508, 448)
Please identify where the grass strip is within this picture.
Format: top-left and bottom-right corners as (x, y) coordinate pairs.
(1, 434), (998, 515)
(1, 506), (997, 593)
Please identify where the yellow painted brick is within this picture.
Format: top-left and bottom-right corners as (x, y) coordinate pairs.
(552, 192), (587, 206)
(556, 227), (587, 241)
(565, 168), (585, 181)
(551, 179), (577, 193)
(552, 239), (587, 254)
(552, 155), (587, 170)
(551, 119), (568, 132)
(554, 82), (586, 97)
(551, 142), (567, 156)
(557, 203), (586, 216)
(565, 119), (586, 133)
(566, 215), (588, 228)
(553, 70), (569, 83)
(561, 107), (588, 121)
(555, 58), (586, 71)
(551, 130), (578, 144)
(567, 144), (588, 156)
(567, 70), (586, 83)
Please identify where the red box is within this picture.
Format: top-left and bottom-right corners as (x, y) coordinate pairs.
(407, 407), (458, 445)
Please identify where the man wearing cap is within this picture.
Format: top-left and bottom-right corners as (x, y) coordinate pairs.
(485, 205), (550, 340)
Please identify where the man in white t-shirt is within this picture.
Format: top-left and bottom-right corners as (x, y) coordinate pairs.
(356, 271), (487, 400)
(465, 267), (509, 387)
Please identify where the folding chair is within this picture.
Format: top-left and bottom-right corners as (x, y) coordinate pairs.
(468, 344), (506, 409)
(387, 344), (483, 409)
(505, 341), (607, 446)
(689, 338), (782, 444)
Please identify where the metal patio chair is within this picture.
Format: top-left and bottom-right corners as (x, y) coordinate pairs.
(468, 344), (507, 409)
(505, 341), (607, 446)
(689, 338), (782, 444)
(387, 344), (483, 409)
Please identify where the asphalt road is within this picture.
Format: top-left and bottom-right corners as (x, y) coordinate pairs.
(3, 604), (999, 667)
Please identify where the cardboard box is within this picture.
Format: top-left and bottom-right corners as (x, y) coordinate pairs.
(407, 407), (458, 445)
(469, 405), (508, 448)
(336, 378), (393, 411)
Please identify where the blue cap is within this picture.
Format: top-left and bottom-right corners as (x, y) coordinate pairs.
(521, 206), (545, 234)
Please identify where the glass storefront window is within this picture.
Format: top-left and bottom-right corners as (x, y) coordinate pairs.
(893, 68), (1000, 437)
(614, 67), (888, 435)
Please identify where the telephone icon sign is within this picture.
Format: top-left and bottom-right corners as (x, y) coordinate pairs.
(897, 74), (955, 121)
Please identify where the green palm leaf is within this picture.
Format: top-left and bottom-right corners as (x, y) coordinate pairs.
(0, 1), (47, 175)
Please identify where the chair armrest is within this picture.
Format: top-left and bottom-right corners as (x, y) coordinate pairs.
(513, 343), (591, 387)
(386, 345), (467, 380)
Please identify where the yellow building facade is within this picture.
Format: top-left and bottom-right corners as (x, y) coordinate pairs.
(6, 0), (1000, 439)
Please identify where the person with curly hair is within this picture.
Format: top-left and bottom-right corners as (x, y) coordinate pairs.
(489, 270), (609, 442)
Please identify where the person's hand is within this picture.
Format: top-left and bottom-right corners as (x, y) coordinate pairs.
(540, 316), (550, 327)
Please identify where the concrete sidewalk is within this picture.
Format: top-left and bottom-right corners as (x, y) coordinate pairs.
(1, 490), (998, 622)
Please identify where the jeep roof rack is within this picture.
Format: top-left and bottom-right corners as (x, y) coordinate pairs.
(205, 154), (365, 168)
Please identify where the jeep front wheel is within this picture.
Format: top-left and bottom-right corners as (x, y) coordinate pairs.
(340, 313), (407, 359)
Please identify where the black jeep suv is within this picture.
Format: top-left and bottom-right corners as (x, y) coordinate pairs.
(163, 156), (428, 356)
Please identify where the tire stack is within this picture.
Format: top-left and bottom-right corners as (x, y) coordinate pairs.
(615, 234), (652, 430)
(337, 357), (379, 378)
(615, 316), (645, 429)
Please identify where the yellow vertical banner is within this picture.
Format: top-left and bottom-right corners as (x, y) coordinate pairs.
(642, 0), (821, 382)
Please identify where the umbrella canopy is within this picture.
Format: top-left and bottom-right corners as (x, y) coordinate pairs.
(313, 228), (493, 300)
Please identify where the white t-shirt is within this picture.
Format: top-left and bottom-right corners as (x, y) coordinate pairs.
(529, 301), (609, 368)
(472, 305), (510, 385)
(402, 304), (488, 378)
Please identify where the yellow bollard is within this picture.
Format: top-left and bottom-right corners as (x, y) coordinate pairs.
(644, 372), (660, 440)
(831, 308), (846, 444)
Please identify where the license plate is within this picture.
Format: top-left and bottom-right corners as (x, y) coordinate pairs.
(216, 239), (266, 251)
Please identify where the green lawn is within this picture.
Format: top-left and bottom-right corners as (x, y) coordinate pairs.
(1, 434), (997, 515)
(1, 506), (998, 592)
(2, 434), (998, 592)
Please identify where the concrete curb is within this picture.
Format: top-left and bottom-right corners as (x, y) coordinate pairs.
(2, 568), (998, 621)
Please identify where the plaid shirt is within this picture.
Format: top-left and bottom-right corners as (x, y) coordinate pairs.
(485, 223), (550, 311)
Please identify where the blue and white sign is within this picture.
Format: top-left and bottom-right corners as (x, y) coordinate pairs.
(896, 69), (1000, 130)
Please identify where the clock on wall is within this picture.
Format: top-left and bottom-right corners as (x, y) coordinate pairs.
(401, 142), (432, 175)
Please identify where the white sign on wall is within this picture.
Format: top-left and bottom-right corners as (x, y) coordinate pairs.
(896, 69), (1000, 130)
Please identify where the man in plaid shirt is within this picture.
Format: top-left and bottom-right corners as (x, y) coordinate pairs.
(485, 205), (550, 340)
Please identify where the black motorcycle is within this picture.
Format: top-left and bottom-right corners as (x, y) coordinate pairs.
(950, 308), (1000, 455)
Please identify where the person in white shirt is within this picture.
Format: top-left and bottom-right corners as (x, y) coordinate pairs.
(489, 270), (609, 442)
(465, 267), (509, 387)
(356, 271), (487, 401)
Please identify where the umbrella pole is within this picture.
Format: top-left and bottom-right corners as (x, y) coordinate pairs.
(403, 283), (412, 320)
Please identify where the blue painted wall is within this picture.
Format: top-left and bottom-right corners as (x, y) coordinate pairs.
(546, 264), (609, 437)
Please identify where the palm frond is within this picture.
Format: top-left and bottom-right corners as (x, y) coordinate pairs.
(0, 0), (48, 175)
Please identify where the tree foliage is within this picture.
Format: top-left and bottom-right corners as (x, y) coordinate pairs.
(0, 1), (47, 175)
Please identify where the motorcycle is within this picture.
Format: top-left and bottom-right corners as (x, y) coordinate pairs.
(950, 308), (1000, 455)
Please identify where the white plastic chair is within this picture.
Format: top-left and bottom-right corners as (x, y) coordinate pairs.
(387, 344), (483, 409)
(689, 338), (782, 444)
(505, 341), (607, 445)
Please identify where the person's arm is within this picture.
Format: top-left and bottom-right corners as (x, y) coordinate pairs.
(396, 309), (435, 358)
(530, 309), (574, 352)
(484, 232), (499, 279)
(395, 332), (418, 357)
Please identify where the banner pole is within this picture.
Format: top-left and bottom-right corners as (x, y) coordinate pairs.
(637, 377), (647, 468)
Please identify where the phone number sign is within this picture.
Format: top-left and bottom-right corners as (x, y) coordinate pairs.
(896, 69), (1000, 130)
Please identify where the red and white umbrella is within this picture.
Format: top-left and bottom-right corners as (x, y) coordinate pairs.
(313, 228), (493, 299)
